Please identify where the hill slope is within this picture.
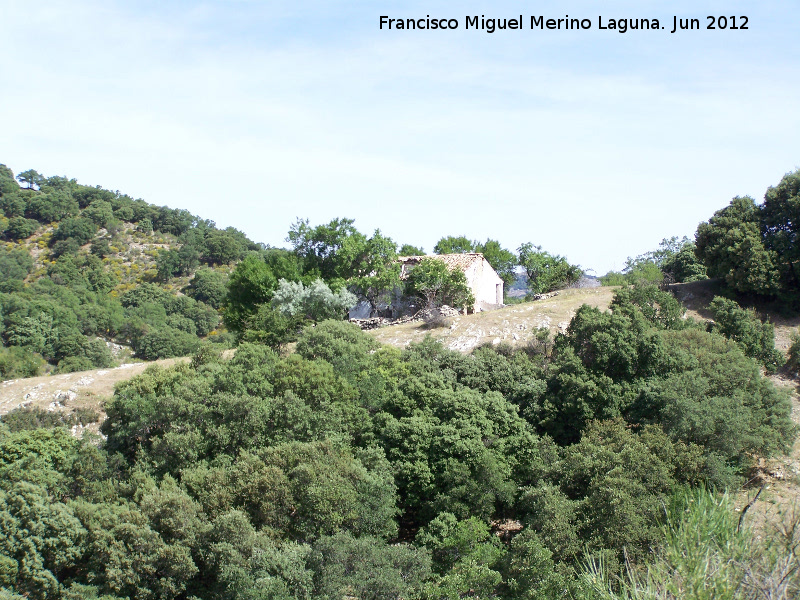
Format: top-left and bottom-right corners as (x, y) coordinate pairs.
(368, 287), (617, 351)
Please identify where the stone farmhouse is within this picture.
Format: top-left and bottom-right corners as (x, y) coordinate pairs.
(349, 253), (504, 319)
(398, 253), (504, 313)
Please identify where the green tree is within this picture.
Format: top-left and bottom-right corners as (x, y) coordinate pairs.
(5, 217), (38, 240)
(517, 243), (582, 294)
(51, 217), (98, 245)
(341, 229), (400, 311)
(185, 267), (228, 308)
(433, 236), (475, 255)
(287, 217), (359, 280)
(399, 243), (425, 256)
(82, 200), (114, 227)
(203, 230), (243, 265)
(761, 168), (800, 293)
(404, 257), (474, 309)
(310, 532), (431, 600)
(16, 170), (44, 190)
(223, 254), (279, 332)
(695, 196), (781, 295)
(707, 296), (785, 373)
(26, 191), (79, 223)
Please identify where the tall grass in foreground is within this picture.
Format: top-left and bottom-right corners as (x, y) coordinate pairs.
(582, 487), (800, 600)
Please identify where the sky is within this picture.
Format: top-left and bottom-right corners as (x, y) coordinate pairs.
(1, 0), (798, 274)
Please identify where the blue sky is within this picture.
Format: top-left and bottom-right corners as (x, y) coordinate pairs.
(1, 0), (798, 274)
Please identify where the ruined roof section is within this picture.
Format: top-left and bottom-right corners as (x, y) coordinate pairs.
(397, 253), (485, 278)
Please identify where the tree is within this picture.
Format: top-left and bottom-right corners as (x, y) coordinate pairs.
(611, 284), (685, 330)
(51, 217), (98, 245)
(662, 241), (707, 283)
(185, 268), (228, 309)
(433, 235), (475, 255)
(707, 296), (785, 373)
(26, 191), (79, 223)
(5, 217), (38, 240)
(695, 196), (781, 295)
(202, 230), (242, 265)
(517, 243), (582, 294)
(761, 168), (800, 293)
(223, 254), (279, 332)
(287, 217), (359, 280)
(343, 230), (401, 312)
(611, 237), (707, 285)
(288, 219), (400, 311)
(404, 257), (474, 309)
(155, 246), (200, 280)
(16, 170), (44, 190)
(399, 244), (425, 256)
(82, 200), (114, 227)
(271, 278), (357, 321)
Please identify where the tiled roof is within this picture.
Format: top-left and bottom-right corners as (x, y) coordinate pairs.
(397, 253), (484, 275)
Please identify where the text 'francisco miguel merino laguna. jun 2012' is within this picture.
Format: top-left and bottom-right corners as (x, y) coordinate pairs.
(378, 15), (750, 34)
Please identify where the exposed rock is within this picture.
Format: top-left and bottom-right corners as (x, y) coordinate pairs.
(54, 389), (78, 402)
(350, 305), (460, 330)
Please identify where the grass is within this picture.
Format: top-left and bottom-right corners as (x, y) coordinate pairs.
(367, 287), (617, 352)
(584, 487), (800, 600)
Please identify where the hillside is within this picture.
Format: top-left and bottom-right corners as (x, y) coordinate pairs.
(0, 163), (250, 378)
(368, 287), (616, 351)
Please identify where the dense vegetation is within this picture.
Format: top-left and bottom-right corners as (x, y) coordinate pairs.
(695, 170), (800, 300)
(602, 168), (800, 305)
(0, 162), (798, 598)
(0, 281), (795, 598)
(600, 236), (707, 287)
(0, 165), (266, 375)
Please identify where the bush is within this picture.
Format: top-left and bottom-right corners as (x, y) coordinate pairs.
(0, 247), (34, 282)
(51, 217), (97, 246)
(708, 296), (785, 373)
(789, 330), (800, 376)
(424, 310), (452, 329)
(184, 267), (228, 308)
(583, 487), (800, 600)
(404, 258), (475, 309)
(5, 217), (38, 240)
(611, 284), (685, 330)
(26, 190), (79, 222)
(132, 326), (202, 360)
(0, 347), (45, 379)
(271, 278), (357, 322)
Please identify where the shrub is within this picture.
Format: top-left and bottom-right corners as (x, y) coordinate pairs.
(404, 257), (475, 309)
(51, 217), (97, 246)
(271, 278), (357, 321)
(611, 284), (685, 330)
(132, 326), (202, 360)
(708, 296), (785, 373)
(424, 311), (452, 329)
(5, 217), (38, 240)
(184, 267), (228, 308)
(582, 487), (800, 600)
(789, 330), (800, 376)
(0, 347), (45, 379)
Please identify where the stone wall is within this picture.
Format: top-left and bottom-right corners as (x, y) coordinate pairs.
(350, 305), (461, 330)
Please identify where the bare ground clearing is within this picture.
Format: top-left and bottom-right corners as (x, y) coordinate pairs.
(0, 358), (190, 432)
(368, 287), (617, 352)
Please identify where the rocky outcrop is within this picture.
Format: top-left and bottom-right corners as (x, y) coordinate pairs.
(350, 305), (461, 330)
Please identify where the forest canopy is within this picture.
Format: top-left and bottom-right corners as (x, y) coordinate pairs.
(0, 162), (798, 598)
